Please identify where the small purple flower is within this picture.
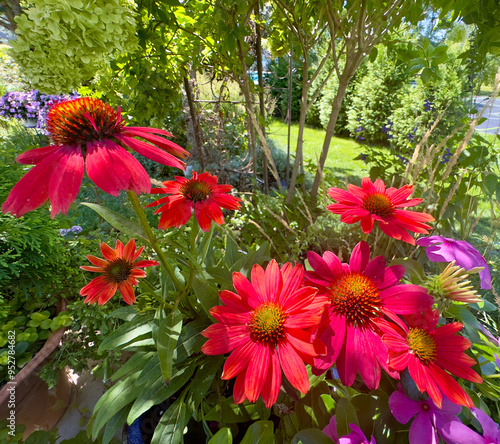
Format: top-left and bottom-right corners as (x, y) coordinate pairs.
(389, 387), (464, 444)
(440, 148), (452, 164)
(417, 236), (491, 289)
(60, 229), (69, 236)
(396, 154), (409, 164)
(323, 416), (376, 444)
(71, 225), (83, 234)
(323, 416), (339, 442)
(424, 99), (434, 111)
(339, 424), (376, 444)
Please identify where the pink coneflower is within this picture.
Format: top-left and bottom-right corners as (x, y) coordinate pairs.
(80, 238), (158, 305)
(381, 309), (482, 408)
(201, 260), (328, 408)
(2, 97), (188, 218)
(146, 171), (242, 231)
(305, 241), (433, 389)
(327, 177), (434, 245)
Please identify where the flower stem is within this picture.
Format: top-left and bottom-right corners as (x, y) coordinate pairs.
(126, 191), (183, 292)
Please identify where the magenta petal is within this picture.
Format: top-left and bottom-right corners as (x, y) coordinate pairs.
(2, 148), (64, 217)
(409, 410), (438, 444)
(471, 408), (500, 441)
(86, 140), (151, 195)
(349, 241), (370, 273)
(437, 419), (486, 444)
(48, 146), (84, 216)
(115, 134), (186, 170)
(388, 390), (421, 424)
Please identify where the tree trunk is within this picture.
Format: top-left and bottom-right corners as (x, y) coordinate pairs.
(254, 2), (268, 193)
(183, 75), (205, 170)
(285, 57), (310, 204)
(309, 74), (350, 201)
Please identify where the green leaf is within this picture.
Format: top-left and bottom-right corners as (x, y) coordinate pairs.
(81, 203), (148, 242)
(156, 308), (183, 385)
(111, 351), (156, 382)
(151, 397), (188, 444)
(189, 355), (225, 409)
(192, 274), (220, 317)
(209, 427), (233, 444)
(483, 174), (498, 195)
(239, 420), (274, 444)
(224, 233), (240, 267)
(101, 406), (129, 444)
(292, 429), (335, 444)
(173, 318), (211, 364)
(335, 398), (358, 437)
(92, 371), (142, 439)
(128, 364), (195, 423)
(98, 313), (154, 353)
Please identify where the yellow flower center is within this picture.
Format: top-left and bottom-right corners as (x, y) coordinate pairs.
(362, 193), (395, 218)
(250, 303), (287, 345)
(180, 180), (212, 203)
(330, 273), (382, 328)
(47, 97), (124, 146)
(407, 328), (437, 365)
(106, 258), (133, 283)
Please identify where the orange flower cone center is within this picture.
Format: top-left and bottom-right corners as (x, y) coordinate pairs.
(47, 97), (124, 146)
(362, 193), (395, 218)
(105, 258), (133, 283)
(250, 303), (287, 345)
(330, 273), (382, 328)
(180, 180), (212, 203)
(407, 328), (437, 364)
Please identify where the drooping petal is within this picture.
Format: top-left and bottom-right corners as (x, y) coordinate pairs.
(278, 339), (309, 394)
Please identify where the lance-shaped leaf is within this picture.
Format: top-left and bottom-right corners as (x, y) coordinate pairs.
(155, 308), (183, 385)
(81, 202), (148, 242)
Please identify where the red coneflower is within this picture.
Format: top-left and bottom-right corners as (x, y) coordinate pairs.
(327, 177), (434, 245)
(2, 97), (189, 218)
(305, 241), (433, 389)
(146, 171), (242, 232)
(80, 238), (158, 305)
(201, 260), (328, 408)
(381, 309), (482, 408)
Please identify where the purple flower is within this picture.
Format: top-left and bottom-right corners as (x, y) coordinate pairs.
(323, 417), (376, 444)
(71, 225), (83, 233)
(438, 408), (500, 444)
(389, 387), (465, 444)
(323, 416), (339, 442)
(471, 408), (500, 443)
(417, 236), (491, 289)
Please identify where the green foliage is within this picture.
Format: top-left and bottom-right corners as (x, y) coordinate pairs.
(346, 45), (410, 144)
(0, 306), (72, 383)
(10, 0), (137, 93)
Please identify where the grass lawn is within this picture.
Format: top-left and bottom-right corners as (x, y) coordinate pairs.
(267, 119), (371, 183)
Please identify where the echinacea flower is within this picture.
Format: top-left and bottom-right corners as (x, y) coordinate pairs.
(305, 241), (433, 389)
(80, 238), (158, 305)
(201, 260), (328, 408)
(381, 309), (482, 408)
(425, 262), (482, 310)
(327, 177), (434, 245)
(389, 385), (465, 444)
(146, 171), (242, 231)
(2, 97), (189, 218)
(417, 236), (491, 289)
